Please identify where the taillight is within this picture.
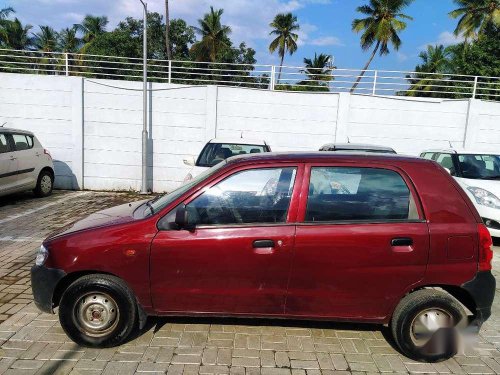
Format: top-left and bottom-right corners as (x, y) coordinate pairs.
(44, 149), (52, 159)
(478, 224), (493, 271)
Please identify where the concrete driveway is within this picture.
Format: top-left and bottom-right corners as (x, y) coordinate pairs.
(0, 191), (499, 374)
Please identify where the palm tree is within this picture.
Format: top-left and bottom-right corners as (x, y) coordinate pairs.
(269, 13), (300, 82)
(302, 53), (335, 82)
(74, 15), (108, 52)
(58, 26), (81, 53)
(0, 6), (14, 20)
(351, 0), (414, 92)
(191, 7), (231, 62)
(165, 0), (172, 60)
(449, 0), (500, 40)
(33, 26), (58, 52)
(406, 45), (451, 96)
(0, 18), (32, 49)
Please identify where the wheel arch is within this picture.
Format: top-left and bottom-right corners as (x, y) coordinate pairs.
(40, 166), (55, 179)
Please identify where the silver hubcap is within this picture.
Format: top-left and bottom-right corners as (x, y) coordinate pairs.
(76, 293), (119, 337)
(40, 175), (52, 193)
(410, 308), (453, 346)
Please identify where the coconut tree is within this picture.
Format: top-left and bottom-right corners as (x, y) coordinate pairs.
(351, 0), (414, 92)
(191, 7), (231, 62)
(58, 26), (81, 53)
(74, 15), (108, 53)
(0, 18), (32, 49)
(33, 26), (58, 52)
(302, 53), (335, 82)
(0, 6), (14, 20)
(0, 6), (15, 45)
(269, 13), (300, 82)
(449, 0), (500, 40)
(406, 45), (452, 97)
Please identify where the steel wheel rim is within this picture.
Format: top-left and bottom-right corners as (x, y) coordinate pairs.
(40, 175), (52, 193)
(410, 308), (453, 346)
(76, 292), (119, 337)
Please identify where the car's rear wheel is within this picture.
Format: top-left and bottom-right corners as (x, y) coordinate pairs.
(391, 289), (467, 362)
(59, 274), (137, 347)
(33, 170), (53, 197)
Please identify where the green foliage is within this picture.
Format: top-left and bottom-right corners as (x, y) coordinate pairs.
(269, 13), (300, 80)
(449, 0), (500, 40)
(191, 7), (231, 62)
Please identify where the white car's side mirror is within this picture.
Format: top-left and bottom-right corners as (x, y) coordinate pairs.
(183, 156), (196, 166)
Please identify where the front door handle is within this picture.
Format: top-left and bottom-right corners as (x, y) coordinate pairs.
(391, 238), (413, 246)
(253, 240), (275, 248)
(10, 156), (16, 161)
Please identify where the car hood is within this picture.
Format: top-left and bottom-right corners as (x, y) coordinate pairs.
(45, 199), (149, 240)
(456, 178), (500, 197)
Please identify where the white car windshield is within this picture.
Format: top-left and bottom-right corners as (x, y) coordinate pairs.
(458, 154), (500, 180)
(196, 143), (267, 167)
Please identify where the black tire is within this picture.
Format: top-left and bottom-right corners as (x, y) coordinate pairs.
(390, 289), (467, 362)
(59, 274), (137, 348)
(33, 170), (53, 197)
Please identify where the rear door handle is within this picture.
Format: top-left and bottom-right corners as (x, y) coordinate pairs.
(253, 240), (275, 248)
(391, 238), (413, 246)
(9, 156), (16, 161)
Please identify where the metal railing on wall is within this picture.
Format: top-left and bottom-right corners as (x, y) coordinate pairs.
(0, 48), (499, 100)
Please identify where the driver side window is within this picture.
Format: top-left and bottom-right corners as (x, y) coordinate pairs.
(186, 167), (297, 226)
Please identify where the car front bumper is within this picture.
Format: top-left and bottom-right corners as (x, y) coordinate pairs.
(462, 271), (496, 328)
(475, 205), (500, 238)
(31, 265), (66, 314)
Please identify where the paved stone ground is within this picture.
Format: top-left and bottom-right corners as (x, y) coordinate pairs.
(0, 190), (499, 375)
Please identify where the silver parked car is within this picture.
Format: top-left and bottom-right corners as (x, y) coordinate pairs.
(0, 128), (55, 198)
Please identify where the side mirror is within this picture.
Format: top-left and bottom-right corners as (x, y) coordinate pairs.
(174, 205), (194, 230)
(183, 156), (196, 166)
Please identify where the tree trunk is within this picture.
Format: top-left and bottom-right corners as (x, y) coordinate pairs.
(277, 53), (285, 84)
(351, 41), (380, 93)
(165, 0), (172, 60)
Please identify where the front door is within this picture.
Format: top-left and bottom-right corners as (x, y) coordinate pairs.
(151, 164), (302, 315)
(286, 164), (430, 320)
(0, 133), (19, 194)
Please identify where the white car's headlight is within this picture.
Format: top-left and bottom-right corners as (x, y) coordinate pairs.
(467, 187), (500, 209)
(35, 245), (49, 266)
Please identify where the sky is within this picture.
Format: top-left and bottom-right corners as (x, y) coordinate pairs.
(1, 0), (465, 71)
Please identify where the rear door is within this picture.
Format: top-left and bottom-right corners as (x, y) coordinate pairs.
(0, 133), (20, 194)
(11, 133), (37, 188)
(286, 163), (430, 320)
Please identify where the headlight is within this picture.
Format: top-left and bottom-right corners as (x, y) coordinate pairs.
(467, 187), (500, 209)
(35, 245), (49, 266)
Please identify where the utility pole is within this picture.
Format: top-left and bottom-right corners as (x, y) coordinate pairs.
(139, 0), (149, 194)
(165, 0), (172, 60)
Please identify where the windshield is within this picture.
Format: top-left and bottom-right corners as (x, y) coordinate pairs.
(142, 161), (227, 217)
(196, 143), (267, 167)
(458, 154), (500, 180)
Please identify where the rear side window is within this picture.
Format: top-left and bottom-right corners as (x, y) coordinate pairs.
(12, 134), (33, 151)
(0, 134), (11, 154)
(306, 167), (419, 222)
(435, 153), (456, 175)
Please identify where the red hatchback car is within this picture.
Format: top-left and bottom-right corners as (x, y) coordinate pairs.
(31, 152), (495, 362)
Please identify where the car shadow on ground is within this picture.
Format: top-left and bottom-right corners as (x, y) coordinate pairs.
(0, 190), (63, 208)
(126, 315), (398, 352)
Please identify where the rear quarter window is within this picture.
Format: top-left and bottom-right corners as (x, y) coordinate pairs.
(12, 134), (34, 151)
(0, 134), (11, 154)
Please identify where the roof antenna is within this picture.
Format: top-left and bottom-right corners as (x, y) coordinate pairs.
(240, 131), (243, 139)
(347, 136), (350, 144)
(0, 122), (6, 127)
(448, 140), (454, 148)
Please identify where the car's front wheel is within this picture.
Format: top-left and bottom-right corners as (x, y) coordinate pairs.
(391, 289), (467, 362)
(59, 274), (137, 347)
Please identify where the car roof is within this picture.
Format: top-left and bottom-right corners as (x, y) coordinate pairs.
(209, 138), (268, 146)
(420, 149), (500, 155)
(224, 151), (426, 166)
(320, 143), (396, 152)
(0, 127), (35, 136)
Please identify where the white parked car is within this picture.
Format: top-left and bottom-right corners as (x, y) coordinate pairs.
(183, 138), (271, 182)
(421, 149), (500, 238)
(319, 143), (396, 154)
(0, 128), (55, 198)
